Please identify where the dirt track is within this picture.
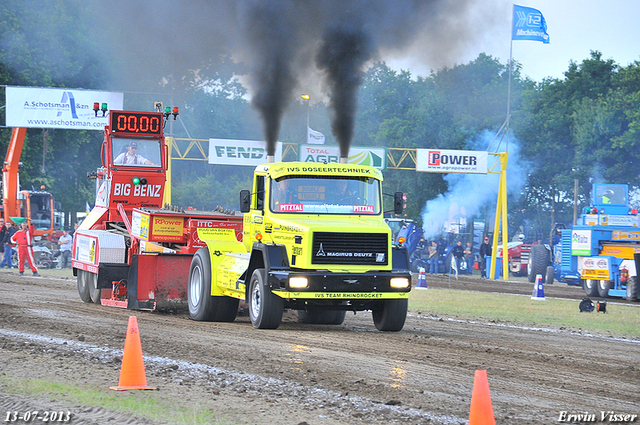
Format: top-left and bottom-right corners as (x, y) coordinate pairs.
(1, 269), (639, 424)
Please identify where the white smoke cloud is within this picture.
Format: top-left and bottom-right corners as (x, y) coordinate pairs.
(421, 130), (529, 239)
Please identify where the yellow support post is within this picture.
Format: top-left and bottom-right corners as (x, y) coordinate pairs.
(489, 152), (509, 281)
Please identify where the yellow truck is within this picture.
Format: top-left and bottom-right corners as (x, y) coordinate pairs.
(189, 161), (412, 331)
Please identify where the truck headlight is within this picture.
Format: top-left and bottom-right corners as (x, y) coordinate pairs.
(390, 277), (410, 289)
(289, 277), (309, 289)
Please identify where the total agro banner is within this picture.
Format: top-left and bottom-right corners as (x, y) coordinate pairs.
(5, 86), (123, 130)
(208, 139), (283, 166)
(299, 145), (386, 170)
(416, 149), (488, 174)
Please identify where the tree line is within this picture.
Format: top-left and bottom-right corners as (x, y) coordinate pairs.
(1, 3), (639, 240)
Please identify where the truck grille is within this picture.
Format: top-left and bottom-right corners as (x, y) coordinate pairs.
(520, 245), (530, 264)
(311, 232), (388, 266)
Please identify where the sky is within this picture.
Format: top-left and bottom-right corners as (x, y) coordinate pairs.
(386, 0), (640, 82)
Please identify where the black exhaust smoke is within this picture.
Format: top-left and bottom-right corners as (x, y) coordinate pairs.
(238, 0), (299, 156)
(317, 26), (373, 160)
(82, 0), (495, 159)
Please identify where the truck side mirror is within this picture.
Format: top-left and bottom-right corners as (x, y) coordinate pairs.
(394, 192), (403, 215)
(240, 190), (251, 213)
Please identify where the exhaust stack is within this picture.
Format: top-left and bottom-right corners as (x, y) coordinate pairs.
(267, 155), (275, 163)
(340, 157), (348, 164)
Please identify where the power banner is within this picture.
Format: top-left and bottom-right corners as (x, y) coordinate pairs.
(5, 86), (123, 130)
(416, 149), (488, 174)
(299, 145), (386, 170)
(208, 140), (283, 166)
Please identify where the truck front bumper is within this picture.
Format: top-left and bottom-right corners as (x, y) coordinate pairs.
(268, 269), (411, 299)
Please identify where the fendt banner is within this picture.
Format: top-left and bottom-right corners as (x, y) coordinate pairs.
(416, 149), (488, 174)
(208, 139), (283, 166)
(5, 86), (124, 130)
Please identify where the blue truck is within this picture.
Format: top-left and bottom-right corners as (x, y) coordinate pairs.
(528, 184), (639, 301)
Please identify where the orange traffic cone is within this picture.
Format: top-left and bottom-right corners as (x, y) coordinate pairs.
(469, 370), (495, 425)
(110, 316), (155, 391)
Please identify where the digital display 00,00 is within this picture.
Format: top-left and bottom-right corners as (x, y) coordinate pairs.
(110, 112), (162, 135)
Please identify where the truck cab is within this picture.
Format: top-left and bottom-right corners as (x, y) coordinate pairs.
(548, 183), (640, 301)
(191, 162), (412, 331)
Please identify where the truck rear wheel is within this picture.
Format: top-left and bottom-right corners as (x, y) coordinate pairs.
(528, 244), (550, 283)
(626, 276), (638, 301)
(249, 268), (283, 329)
(77, 270), (100, 304)
(583, 279), (598, 297)
(298, 303), (347, 325)
(372, 299), (408, 332)
(597, 280), (611, 298)
(188, 247), (239, 322)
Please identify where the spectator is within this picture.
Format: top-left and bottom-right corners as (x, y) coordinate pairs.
(551, 230), (561, 246)
(57, 229), (73, 268)
(452, 240), (464, 279)
(428, 241), (438, 274)
(0, 218), (5, 260)
(464, 241), (474, 275)
(70, 222), (80, 236)
(11, 222), (39, 276)
(114, 141), (153, 165)
(0, 221), (16, 269)
(479, 236), (492, 279)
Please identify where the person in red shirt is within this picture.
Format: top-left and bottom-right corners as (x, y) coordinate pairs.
(11, 222), (39, 276)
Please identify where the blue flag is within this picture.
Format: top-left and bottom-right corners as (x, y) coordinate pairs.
(512, 4), (549, 44)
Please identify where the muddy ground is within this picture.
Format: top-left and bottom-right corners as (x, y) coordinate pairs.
(1, 268), (639, 424)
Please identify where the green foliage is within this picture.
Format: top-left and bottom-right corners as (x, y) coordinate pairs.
(1, 1), (638, 242)
(171, 163), (252, 211)
(513, 51), (640, 236)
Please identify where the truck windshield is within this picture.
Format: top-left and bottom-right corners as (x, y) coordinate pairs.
(270, 176), (381, 215)
(595, 185), (627, 205)
(27, 193), (52, 231)
(111, 137), (161, 167)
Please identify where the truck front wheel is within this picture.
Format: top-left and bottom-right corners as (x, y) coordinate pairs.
(372, 299), (408, 332)
(188, 247), (238, 322)
(249, 268), (283, 329)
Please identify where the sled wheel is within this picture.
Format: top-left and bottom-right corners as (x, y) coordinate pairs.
(77, 269), (92, 303)
(78, 270), (101, 305)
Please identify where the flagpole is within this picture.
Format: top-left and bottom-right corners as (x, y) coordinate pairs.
(301, 94), (310, 143)
(506, 4), (514, 151)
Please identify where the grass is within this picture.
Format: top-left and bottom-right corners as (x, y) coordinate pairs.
(0, 376), (231, 425)
(409, 288), (640, 339)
